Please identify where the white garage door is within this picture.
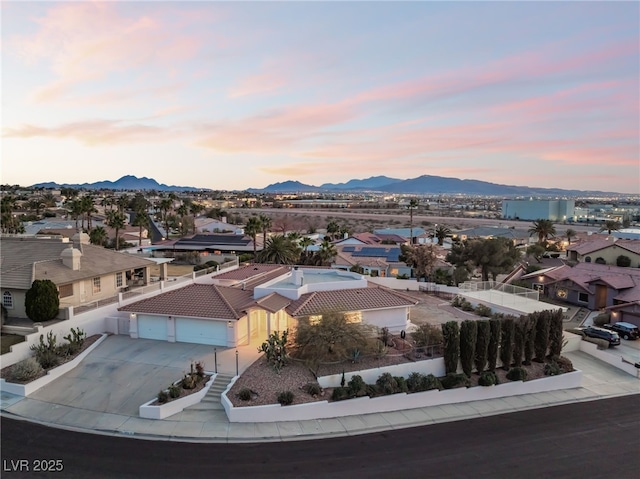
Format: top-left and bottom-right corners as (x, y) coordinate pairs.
(137, 315), (167, 341)
(176, 318), (227, 346)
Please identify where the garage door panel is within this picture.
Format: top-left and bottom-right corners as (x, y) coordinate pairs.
(137, 315), (167, 341)
(176, 318), (226, 346)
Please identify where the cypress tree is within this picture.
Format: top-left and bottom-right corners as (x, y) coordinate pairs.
(460, 320), (477, 377)
(523, 314), (538, 365)
(487, 318), (501, 372)
(499, 317), (515, 370)
(534, 311), (551, 362)
(474, 320), (490, 373)
(513, 317), (526, 367)
(548, 309), (565, 360)
(442, 321), (460, 375)
(25, 279), (60, 322)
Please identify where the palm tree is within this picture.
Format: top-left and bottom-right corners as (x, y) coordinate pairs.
(408, 198), (419, 244)
(244, 216), (262, 261)
(189, 202), (205, 234)
(600, 220), (621, 236)
(259, 235), (300, 264)
(157, 198), (173, 239)
(117, 194), (130, 213)
(287, 231), (302, 243)
(434, 224), (451, 246)
(528, 219), (556, 244)
(565, 228), (577, 246)
(89, 226), (108, 246)
(81, 195), (97, 231)
(131, 208), (149, 247)
(326, 220), (340, 240)
(317, 239), (337, 265)
(67, 199), (84, 231)
(259, 214), (272, 247)
(105, 210), (126, 250)
(299, 237), (314, 264)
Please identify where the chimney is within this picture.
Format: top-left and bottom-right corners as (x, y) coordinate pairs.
(61, 246), (82, 271)
(292, 267), (304, 286)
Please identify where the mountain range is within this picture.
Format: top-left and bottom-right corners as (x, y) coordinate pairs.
(33, 174), (619, 196)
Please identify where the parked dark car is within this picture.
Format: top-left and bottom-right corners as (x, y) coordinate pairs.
(602, 322), (639, 340)
(583, 326), (621, 346)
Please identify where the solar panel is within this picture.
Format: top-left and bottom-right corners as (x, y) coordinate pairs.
(342, 246), (356, 252)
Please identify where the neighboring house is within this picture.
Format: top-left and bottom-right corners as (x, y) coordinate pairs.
(194, 218), (243, 235)
(119, 264), (418, 347)
(1, 234), (155, 319)
(605, 301), (640, 328)
(374, 228), (425, 239)
(352, 232), (408, 245)
(332, 245), (412, 278)
(452, 227), (532, 246)
(519, 262), (640, 312)
(151, 233), (257, 256)
(566, 238), (640, 267)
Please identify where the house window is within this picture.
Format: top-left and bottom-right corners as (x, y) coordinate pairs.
(116, 272), (123, 288)
(2, 291), (13, 309)
(344, 312), (362, 324)
(58, 284), (73, 298)
(92, 277), (101, 294)
(585, 256), (591, 263)
(595, 257), (606, 264)
(578, 292), (589, 303)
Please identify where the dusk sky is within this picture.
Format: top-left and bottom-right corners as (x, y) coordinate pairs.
(2, 1), (639, 194)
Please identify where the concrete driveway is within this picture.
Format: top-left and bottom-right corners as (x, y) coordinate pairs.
(28, 335), (259, 417)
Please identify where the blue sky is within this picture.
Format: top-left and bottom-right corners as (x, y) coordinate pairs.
(2, 1), (639, 193)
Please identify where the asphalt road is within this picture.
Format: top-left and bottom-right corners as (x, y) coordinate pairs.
(2, 395), (639, 479)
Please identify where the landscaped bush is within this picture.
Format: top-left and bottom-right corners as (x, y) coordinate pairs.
(303, 382), (322, 397)
(259, 330), (289, 373)
(548, 310), (564, 360)
(506, 367), (528, 381)
(394, 376), (408, 393)
(592, 312), (610, 327)
(277, 390), (294, 406)
(566, 328), (585, 337)
(440, 373), (469, 390)
(411, 323), (443, 349)
(347, 375), (367, 397)
(58, 328), (86, 357)
(168, 384), (181, 399)
(10, 357), (43, 382)
(583, 337), (610, 350)
(556, 356), (574, 373)
(376, 373), (399, 395)
(460, 299), (474, 312)
(406, 372), (426, 392)
(238, 388), (252, 401)
(331, 387), (350, 401)
(478, 371), (499, 386)
(30, 331), (60, 369)
(474, 304), (492, 317)
(543, 362), (561, 376)
(157, 390), (169, 404)
(460, 320), (477, 377)
(442, 321), (460, 375)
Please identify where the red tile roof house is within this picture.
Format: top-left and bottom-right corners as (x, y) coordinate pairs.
(519, 262), (640, 325)
(566, 237), (640, 267)
(118, 264), (418, 348)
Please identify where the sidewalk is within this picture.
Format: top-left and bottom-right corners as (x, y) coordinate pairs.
(2, 349), (638, 443)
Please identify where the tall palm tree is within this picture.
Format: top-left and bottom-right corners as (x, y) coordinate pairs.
(528, 219), (556, 244)
(131, 208), (149, 247)
(565, 228), (577, 246)
(157, 198), (173, 239)
(117, 194), (130, 213)
(408, 198), (419, 245)
(259, 214), (272, 247)
(105, 210), (126, 250)
(89, 226), (108, 246)
(299, 236), (314, 264)
(67, 199), (84, 231)
(326, 220), (340, 240)
(317, 239), (337, 265)
(244, 216), (262, 261)
(81, 195), (97, 231)
(434, 224), (451, 246)
(600, 220), (621, 236)
(259, 235), (300, 264)
(189, 202), (205, 234)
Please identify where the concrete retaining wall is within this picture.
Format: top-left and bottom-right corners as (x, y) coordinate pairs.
(222, 369), (582, 423)
(578, 341), (640, 378)
(139, 373), (216, 420)
(0, 334), (108, 396)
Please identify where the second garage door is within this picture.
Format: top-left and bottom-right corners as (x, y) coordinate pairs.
(175, 318), (227, 346)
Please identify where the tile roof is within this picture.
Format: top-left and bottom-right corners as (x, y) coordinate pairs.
(1, 236), (155, 289)
(567, 238), (640, 255)
(286, 285), (418, 317)
(255, 293), (292, 313)
(119, 284), (256, 319)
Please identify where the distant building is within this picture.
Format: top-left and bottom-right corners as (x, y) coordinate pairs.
(502, 199), (575, 221)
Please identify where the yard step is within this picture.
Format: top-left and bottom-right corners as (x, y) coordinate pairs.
(184, 373), (235, 412)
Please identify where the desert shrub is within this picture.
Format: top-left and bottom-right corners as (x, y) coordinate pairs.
(157, 390), (169, 404)
(168, 384), (181, 398)
(474, 304), (492, 317)
(10, 357), (43, 381)
(487, 319), (501, 372)
(411, 323), (443, 348)
(460, 320), (477, 377)
(534, 311), (550, 362)
(583, 337), (610, 350)
(303, 383), (322, 397)
(238, 388), (252, 401)
(259, 330), (289, 373)
(194, 361), (206, 378)
(440, 373), (469, 390)
(566, 328), (585, 337)
(181, 373), (197, 390)
(478, 371), (499, 387)
(62, 327), (86, 356)
(460, 299), (474, 312)
(592, 312), (610, 327)
(423, 374), (442, 391)
(556, 356), (574, 373)
(506, 367), (528, 381)
(376, 373), (399, 395)
(500, 318), (515, 370)
(474, 320), (490, 373)
(379, 327), (391, 347)
(406, 372), (426, 392)
(30, 331), (59, 368)
(331, 387), (349, 401)
(442, 321), (460, 374)
(451, 296), (462, 307)
(347, 375), (367, 397)
(277, 390), (294, 406)
(544, 362), (562, 376)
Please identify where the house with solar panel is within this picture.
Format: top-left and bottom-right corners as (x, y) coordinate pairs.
(118, 264), (418, 347)
(332, 245), (412, 278)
